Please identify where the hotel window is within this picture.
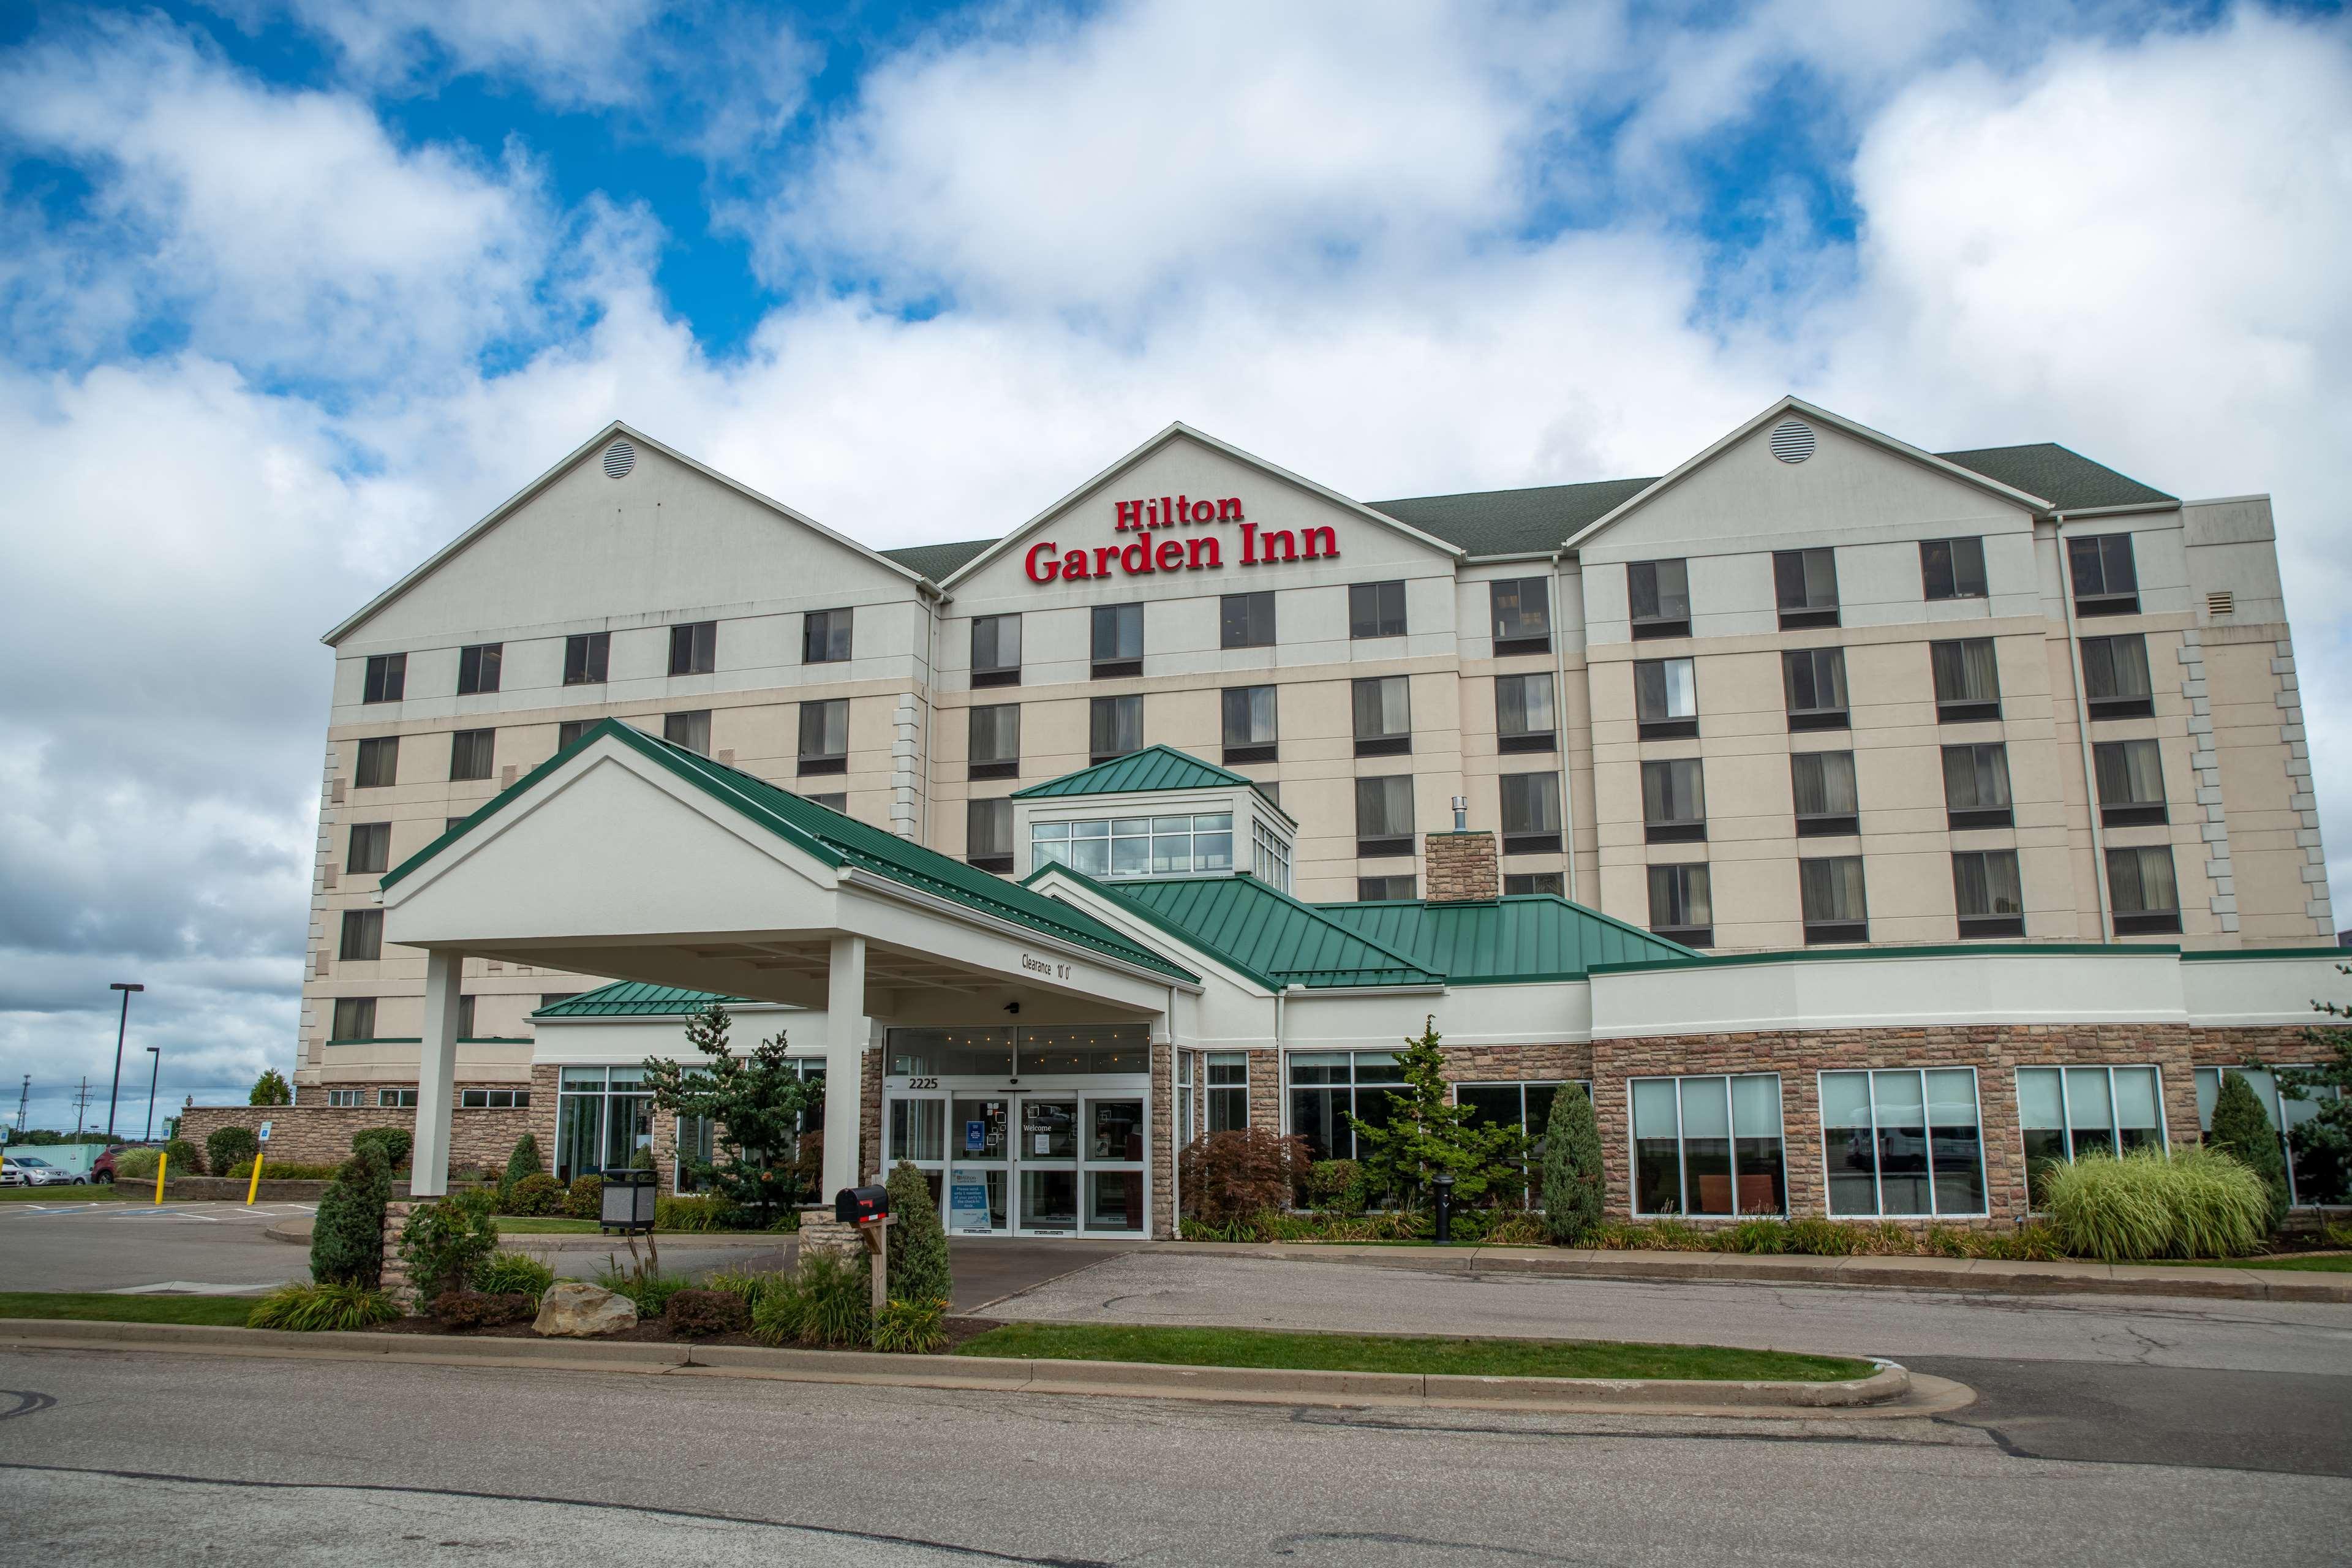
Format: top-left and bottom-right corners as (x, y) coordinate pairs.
(1460, 1080), (1580, 1204)
(1506, 872), (1564, 896)
(2018, 1066), (2166, 1208)
(1207, 1053), (1250, 1132)
(804, 608), (853, 663)
(797, 698), (848, 775)
(2068, 533), (2139, 616)
(326, 1090), (361, 1108)
(563, 631), (609, 685)
(663, 710), (710, 756)
(1352, 676), (1411, 756)
(1221, 591), (1275, 649)
(1089, 695), (1142, 764)
(1251, 820), (1292, 891)
(1356, 776), (1414, 859)
(1358, 875), (1416, 900)
(1792, 750), (1859, 837)
(1496, 673), (1556, 754)
(1931, 638), (2002, 723)
(805, 793), (847, 812)
(1641, 758), (1706, 843)
(1288, 1050), (1406, 1162)
(555, 1065), (656, 1185)
(2094, 739), (2168, 827)
(330, 997), (376, 1041)
(1630, 1074), (1786, 1216)
(354, 736), (398, 788)
(2081, 635), (2154, 719)
(1490, 578), (1551, 655)
(1349, 580), (1406, 639)
(461, 1088), (532, 1110)
(456, 643), (502, 695)
(363, 652), (406, 703)
(1647, 863), (1712, 946)
(967, 798), (1013, 873)
(1635, 657), (1697, 740)
(668, 620), (717, 676)
(1773, 548), (1841, 629)
(1177, 1054), (1194, 1148)
(2196, 1068), (2350, 1208)
(1091, 603), (1143, 677)
(1627, 559), (1690, 639)
(2106, 844), (2180, 934)
(1221, 685), (1278, 765)
(557, 719), (594, 750)
(1800, 856), (1868, 944)
(1499, 772), (1562, 855)
(1782, 647), (1849, 730)
(1952, 850), (2025, 938)
(1030, 813), (1231, 878)
(457, 995), (477, 1038)
(339, 909), (383, 962)
(347, 821), (391, 876)
(379, 1089), (419, 1109)
(449, 728), (494, 782)
(1942, 742), (2013, 830)
(968, 704), (1020, 780)
(971, 614), (1021, 687)
(1920, 537), (1988, 601)
(1821, 1068), (1988, 1218)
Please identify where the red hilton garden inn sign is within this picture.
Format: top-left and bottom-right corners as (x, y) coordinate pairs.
(1023, 494), (1338, 582)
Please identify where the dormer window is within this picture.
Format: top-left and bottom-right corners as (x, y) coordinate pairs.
(1031, 813), (1234, 880)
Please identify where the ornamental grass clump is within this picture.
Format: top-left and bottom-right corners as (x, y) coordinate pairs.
(2041, 1147), (2267, 1262)
(247, 1281), (398, 1332)
(469, 1250), (555, 1303)
(871, 1296), (948, 1354)
(705, 1267), (790, 1311)
(749, 1250), (872, 1348)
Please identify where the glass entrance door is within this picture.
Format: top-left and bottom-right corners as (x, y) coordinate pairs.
(1018, 1097), (1080, 1234)
(945, 1096), (1010, 1235)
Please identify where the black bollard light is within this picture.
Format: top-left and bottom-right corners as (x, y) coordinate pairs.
(1431, 1169), (1455, 1246)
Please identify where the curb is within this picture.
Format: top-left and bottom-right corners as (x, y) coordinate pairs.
(262, 1218), (796, 1251)
(0, 1319), (1918, 1415)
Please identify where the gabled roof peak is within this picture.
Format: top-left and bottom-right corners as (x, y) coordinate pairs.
(1012, 745), (1282, 810)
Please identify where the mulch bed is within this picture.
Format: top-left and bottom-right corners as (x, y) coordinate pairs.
(369, 1313), (1001, 1352)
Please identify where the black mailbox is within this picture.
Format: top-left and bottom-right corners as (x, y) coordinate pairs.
(835, 1185), (890, 1224)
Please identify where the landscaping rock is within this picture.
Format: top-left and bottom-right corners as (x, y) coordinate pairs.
(532, 1281), (638, 1338)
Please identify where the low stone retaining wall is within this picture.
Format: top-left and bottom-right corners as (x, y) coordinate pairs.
(178, 1101), (528, 1174)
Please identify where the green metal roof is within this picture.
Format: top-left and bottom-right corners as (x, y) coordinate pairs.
(1030, 867), (1444, 989)
(380, 720), (1197, 984)
(1934, 443), (2174, 511)
(1316, 894), (1697, 982)
(880, 538), (995, 581)
(1012, 745), (1264, 801)
(534, 981), (740, 1018)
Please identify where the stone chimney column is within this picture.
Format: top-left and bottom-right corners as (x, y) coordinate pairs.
(1424, 830), (1499, 902)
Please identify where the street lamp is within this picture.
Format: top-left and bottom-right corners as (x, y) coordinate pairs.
(143, 1047), (161, 1143)
(105, 983), (145, 1140)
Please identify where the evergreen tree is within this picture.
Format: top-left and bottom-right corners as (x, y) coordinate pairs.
(249, 1069), (292, 1106)
(2282, 962), (2352, 1205)
(884, 1159), (954, 1308)
(1540, 1085), (1606, 1245)
(2208, 1069), (2289, 1232)
(1346, 1016), (1528, 1208)
(311, 1143), (391, 1287)
(642, 1003), (822, 1226)
(499, 1133), (543, 1200)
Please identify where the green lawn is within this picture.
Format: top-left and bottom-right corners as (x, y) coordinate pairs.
(0, 1184), (129, 1203)
(0, 1291), (258, 1326)
(2165, 1253), (2352, 1272)
(956, 1322), (1872, 1382)
(496, 1216), (791, 1235)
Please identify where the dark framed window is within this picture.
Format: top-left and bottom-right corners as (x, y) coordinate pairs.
(2082, 634), (2154, 719)
(1091, 603), (1143, 677)
(557, 719), (594, 750)
(669, 620), (717, 676)
(1628, 559), (1689, 639)
(1648, 863), (1712, 946)
(2107, 845), (2180, 934)
(663, 710), (711, 756)
(2094, 739), (2168, 826)
(1931, 638), (2002, 723)
(804, 608), (853, 663)
(1635, 657), (1698, 740)
(1089, 695), (1142, 764)
(1352, 676), (1411, 756)
(1490, 578), (1551, 655)
(1355, 776), (1414, 858)
(2068, 534), (2139, 616)
(1953, 850), (2025, 938)
(377, 1089), (418, 1109)
(2019, 1065), (2167, 1208)
(1221, 686), (1278, 764)
(457, 995), (477, 1039)
(1783, 648), (1849, 730)
(1221, 592), (1275, 649)
(1822, 1068), (1986, 1218)
(1357, 875), (1416, 900)
(1459, 1079), (1580, 1203)
(797, 699), (848, 774)
(1207, 1053), (1250, 1133)
(1496, 673), (1556, 753)
(362, 653), (406, 703)
(971, 614), (1022, 687)
(338, 908), (383, 962)
(1499, 772), (1562, 854)
(1921, 538), (1988, 601)
(330, 997), (377, 1041)
(563, 632), (609, 685)
(347, 821), (391, 876)
(461, 1088), (532, 1109)
(448, 729), (494, 782)
(1504, 872), (1563, 896)
(1942, 742), (2013, 829)
(1288, 1050), (1406, 1161)
(1641, 759), (1706, 843)
(1800, 856), (1868, 944)
(456, 643), (502, 695)
(967, 798), (1014, 873)
(969, 704), (1020, 779)
(1773, 549), (1840, 629)
(1349, 581), (1406, 639)
(354, 736), (398, 788)
(1630, 1073), (1788, 1217)
(1792, 750), (1859, 836)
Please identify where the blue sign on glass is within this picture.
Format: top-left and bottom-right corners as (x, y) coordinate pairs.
(965, 1119), (986, 1153)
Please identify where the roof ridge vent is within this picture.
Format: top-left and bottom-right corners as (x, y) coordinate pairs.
(1768, 418), (1816, 464)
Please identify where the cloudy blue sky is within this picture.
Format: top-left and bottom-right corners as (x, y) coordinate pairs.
(2, 0), (2347, 1131)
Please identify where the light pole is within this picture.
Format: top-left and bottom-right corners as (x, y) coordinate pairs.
(143, 1047), (161, 1143)
(105, 982), (145, 1140)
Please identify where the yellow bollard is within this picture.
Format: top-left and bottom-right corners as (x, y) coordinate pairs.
(245, 1152), (265, 1206)
(153, 1149), (167, 1204)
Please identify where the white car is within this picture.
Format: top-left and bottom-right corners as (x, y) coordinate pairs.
(1, 1156), (75, 1187)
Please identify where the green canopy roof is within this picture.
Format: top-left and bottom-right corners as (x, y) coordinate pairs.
(534, 982), (740, 1018)
(1012, 745), (1272, 802)
(1029, 867), (1442, 989)
(1316, 894), (1695, 983)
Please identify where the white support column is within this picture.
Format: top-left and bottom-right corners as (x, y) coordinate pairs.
(824, 934), (868, 1201)
(412, 949), (462, 1198)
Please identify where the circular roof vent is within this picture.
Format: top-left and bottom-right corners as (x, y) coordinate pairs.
(602, 438), (636, 479)
(1768, 418), (1816, 464)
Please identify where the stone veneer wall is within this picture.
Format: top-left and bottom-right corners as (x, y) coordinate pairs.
(179, 1099), (529, 1174)
(1152, 1040), (1175, 1239)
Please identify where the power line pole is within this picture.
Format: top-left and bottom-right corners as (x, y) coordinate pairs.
(13, 1076), (26, 1134)
(72, 1077), (93, 1135)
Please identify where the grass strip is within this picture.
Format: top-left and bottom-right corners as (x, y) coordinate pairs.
(2162, 1254), (2352, 1272)
(956, 1322), (1871, 1382)
(0, 1291), (259, 1326)
(0, 1186), (130, 1203)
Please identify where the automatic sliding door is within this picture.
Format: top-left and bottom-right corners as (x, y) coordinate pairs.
(947, 1096), (1009, 1235)
(1083, 1096), (1146, 1234)
(1018, 1098), (1079, 1233)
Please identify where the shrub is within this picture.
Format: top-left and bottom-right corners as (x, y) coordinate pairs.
(502, 1172), (563, 1216)
(311, 1144), (392, 1288)
(1179, 1127), (1310, 1225)
(705, 1268), (791, 1311)
(562, 1175), (605, 1219)
(749, 1250), (871, 1348)
(1785, 1219), (1864, 1256)
(162, 1137), (204, 1176)
(206, 1126), (259, 1179)
(1254, 1208), (1425, 1243)
(654, 1194), (739, 1231)
(594, 1262), (688, 1317)
(1721, 1218), (1789, 1255)
(247, 1281), (398, 1332)
(1540, 1085), (1606, 1245)
(872, 1296), (949, 1354)
(2042, 1147), (2268, 1262)
(351, 1125), (412, 1172)
(429, 1288), (533, 1329)
(1301, 1159), (1365, 1214)
(2207, 1071), (2290, 1232)
(1482, 1212), (1553, 1247)
(112, 1148), (162, 1180)
(663, 1288), (752, 1338)
(500, 1134), (544, 1200)
(398, 1190), (501, 1299)
(470, 1250), (555, 1302)
(884, 1161), (953, 1311)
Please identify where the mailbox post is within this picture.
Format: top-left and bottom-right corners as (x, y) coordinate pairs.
(835, 1185), (892, 1317)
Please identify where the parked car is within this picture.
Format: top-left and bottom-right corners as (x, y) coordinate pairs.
(1, 1155), (79, 1187)
(0, 1161), (21, 1187)
(91, 1144), (134, 1184)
